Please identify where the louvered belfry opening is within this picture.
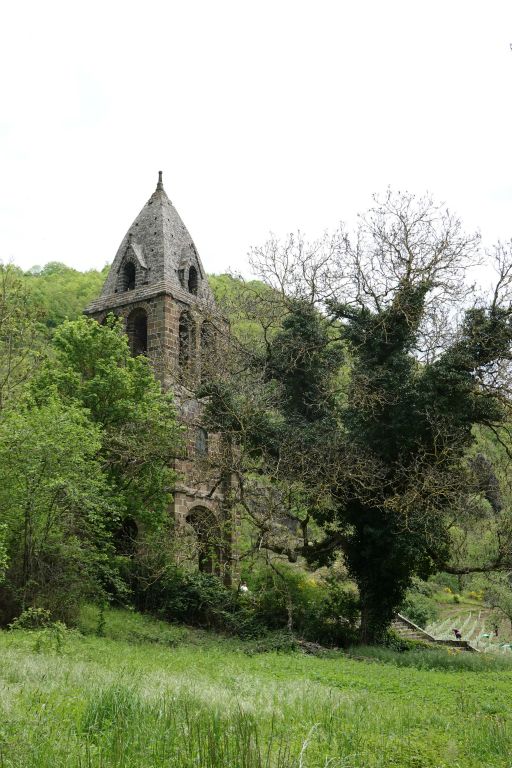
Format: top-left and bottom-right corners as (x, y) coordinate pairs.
(188, 265), (198, 295)
(127, 308), (148, 356)
(121, 261), (136, 291)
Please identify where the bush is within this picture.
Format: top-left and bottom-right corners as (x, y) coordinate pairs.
(244, 565), (359, 647)
(242, 630), (299, 655)
(383, 628), (415, 653)
(9, 607), (70, 653)
(400, 589), (439, 628)
(130, 559), (360, 645)
(382, 629), (433, 653)
(131, 567), (265, 637)
(8, 606), (52, 630)
(319, 578), (360, 645)
(148, 569), (236, 627)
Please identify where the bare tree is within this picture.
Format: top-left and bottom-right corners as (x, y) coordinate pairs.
(207, 190), (512, 641)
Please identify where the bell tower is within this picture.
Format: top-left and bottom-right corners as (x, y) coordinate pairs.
(85, 173), (233, 580)
(85, 171), (217, 389)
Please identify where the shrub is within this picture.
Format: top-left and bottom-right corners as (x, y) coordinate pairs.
(131, 567), (265, 637)
(8, 607), (70, 653)
(244, 565), (359, 646)
(8, 606), (52, 630)
(383, 629), (416, 653)
(400, 589), (439, 628)
(130, 560), (360, 645)
(314, 578), (360, 646)
(242, 630), (299, 655)
(153, 570), (235, 626)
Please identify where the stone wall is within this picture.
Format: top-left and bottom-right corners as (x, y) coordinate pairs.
(87, 290), (234, 583)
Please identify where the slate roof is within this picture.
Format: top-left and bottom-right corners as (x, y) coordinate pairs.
(86, 172), (214, 313)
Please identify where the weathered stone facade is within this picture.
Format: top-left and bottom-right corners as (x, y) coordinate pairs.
(85, 173), (232, 579)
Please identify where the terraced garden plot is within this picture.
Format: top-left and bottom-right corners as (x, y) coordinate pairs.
(426, 601), (512, 654)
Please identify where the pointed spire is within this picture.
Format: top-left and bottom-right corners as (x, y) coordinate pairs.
(87, 173), (214, 307)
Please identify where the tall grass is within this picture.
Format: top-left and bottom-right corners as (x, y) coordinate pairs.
(347, 644), (512, 671)
(2, 607), (512, 767)
(78, 685), (294, 768)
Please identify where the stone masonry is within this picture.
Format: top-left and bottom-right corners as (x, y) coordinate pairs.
(85, 172), (232, 580)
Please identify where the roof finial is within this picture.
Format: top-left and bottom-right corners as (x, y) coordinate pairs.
(157, 170), (164, 190)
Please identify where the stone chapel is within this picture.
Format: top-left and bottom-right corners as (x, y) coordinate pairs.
(85, 172), (232, 579)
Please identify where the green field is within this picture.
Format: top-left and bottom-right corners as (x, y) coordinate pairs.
(1, 608), (512, 768)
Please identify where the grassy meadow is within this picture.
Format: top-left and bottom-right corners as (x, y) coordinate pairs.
(1, 607), (512, 768)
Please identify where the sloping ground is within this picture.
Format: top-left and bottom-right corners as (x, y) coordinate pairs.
(427, 607), (512, 654)
(2, 607), (512, 768)
(393, 613), (477, 651)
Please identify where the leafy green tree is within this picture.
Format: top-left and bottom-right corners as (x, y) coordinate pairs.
(0, 398), (116, 624)
(217, 192), (512, 642)
(330, 259), (512, 638)
(0, 264), (44, 412)
(485, 578), (512, 633)
(33, 316), (182, 528)
(23, 262), (109, 328)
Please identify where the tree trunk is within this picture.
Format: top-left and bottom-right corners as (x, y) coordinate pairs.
(357, 575), (405, 644)
(359, 600), (373, 645)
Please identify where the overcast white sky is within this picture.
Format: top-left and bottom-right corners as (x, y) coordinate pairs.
(2, 0), (512, 277)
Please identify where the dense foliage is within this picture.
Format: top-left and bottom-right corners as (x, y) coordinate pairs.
(4, 191), (512, 645)
(24, 261), (109, 327)
(34, 316), (182, 526)
(0, 266), (181, 624)
(0, 399), (114, 623)
(204, 193), (512, 642)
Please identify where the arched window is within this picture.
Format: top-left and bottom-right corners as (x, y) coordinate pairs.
(121, 261), (136, 292)
(186, 506), (221, 574)
(200, 321), (216, 382)
(179, 310), (196, 371)
(188, 265), (198, 295)
(127, 308), (148, 356)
